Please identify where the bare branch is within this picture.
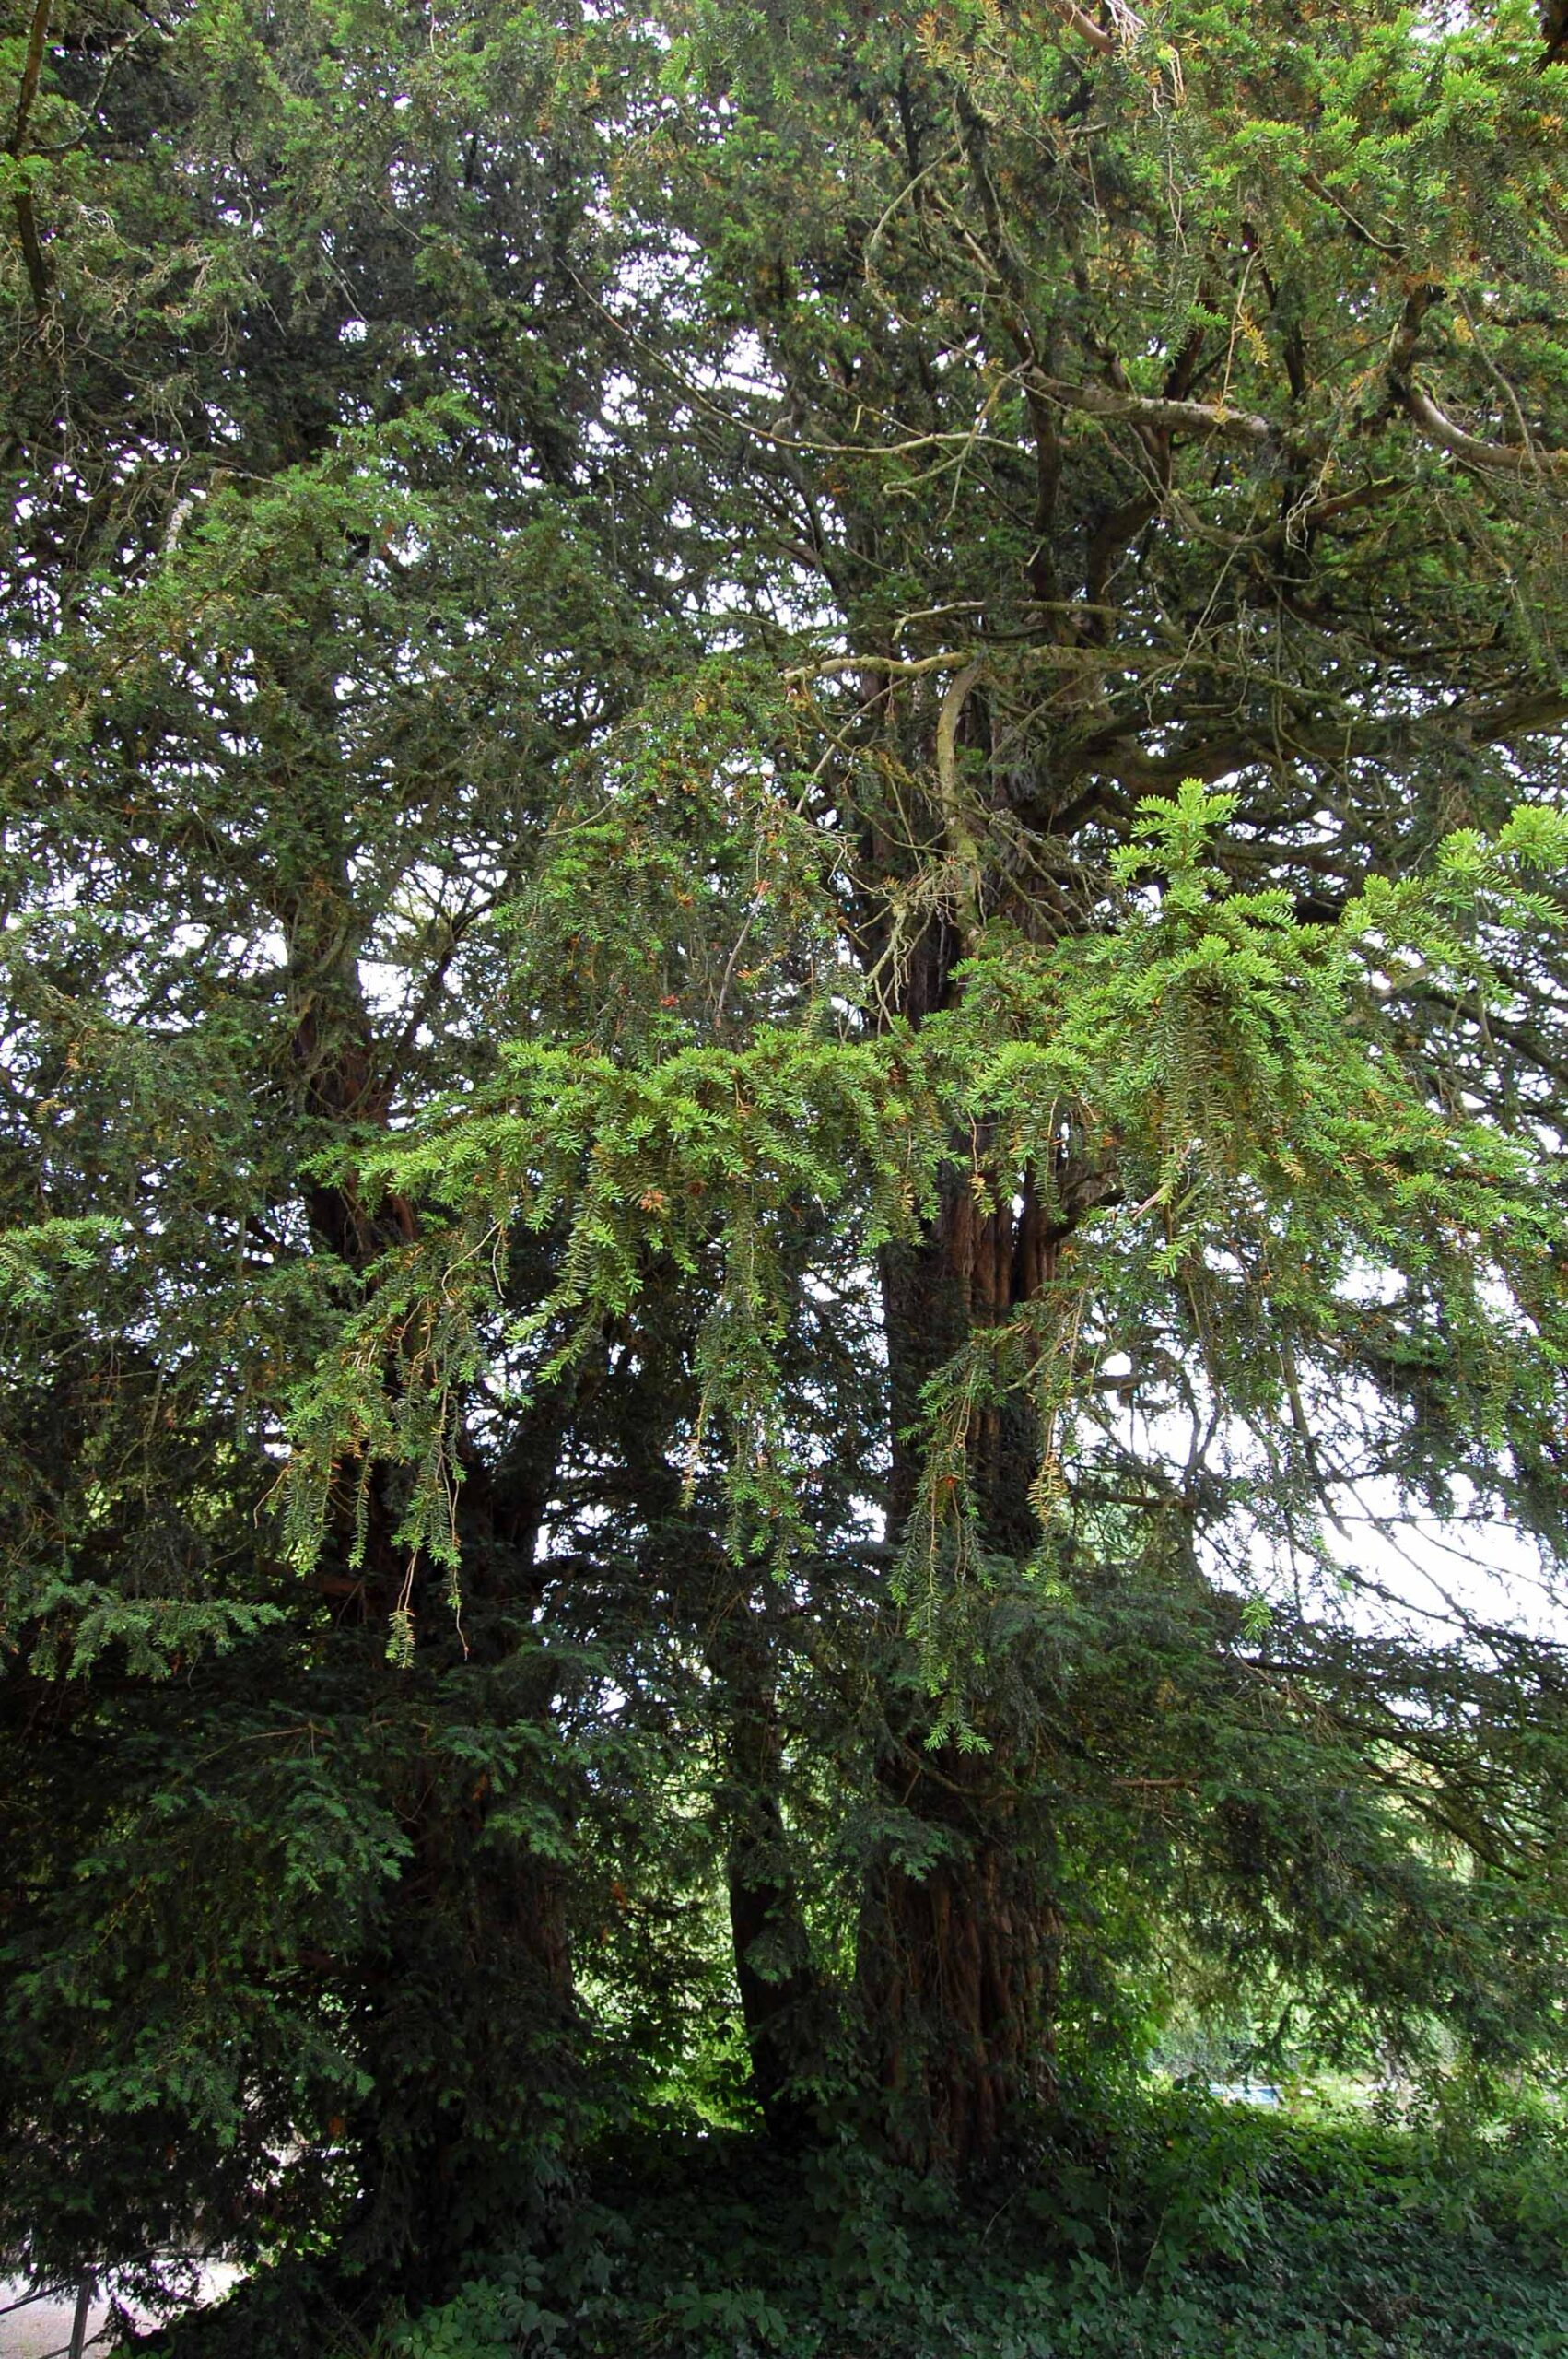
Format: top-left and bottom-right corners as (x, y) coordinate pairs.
(1403, 379), (1568, 478)
(1027, 368), (1278, 448)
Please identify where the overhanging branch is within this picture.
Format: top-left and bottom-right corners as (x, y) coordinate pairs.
(1070, 685), (1568, 793)
(1026, 367), (1279, 449)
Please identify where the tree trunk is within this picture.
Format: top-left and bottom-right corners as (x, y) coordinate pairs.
(883, 1167), (1053, 1552)
(696, 1547), (819, 2141)
(858, 1162), (1063, 2171)
(856, 1743), (1059, 2171)
(285, 857), (581, 2291)
(720, 1650), (817, 2143)
(348, 1790), (578, 2301)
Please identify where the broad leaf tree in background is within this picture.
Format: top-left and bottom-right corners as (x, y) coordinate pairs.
(7, 0), (1568, 2331)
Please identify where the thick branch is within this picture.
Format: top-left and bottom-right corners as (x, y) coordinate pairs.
(785, 651), (977, 684)
(1027, 367), (1278, 448)
(935, 657), (985, 921)
(1049, 0), (1117, 55)
(1071, 685), (1568, 794)
(8, 0), (53, 310)
(9, 0), (51, 152)
(1402, 379), (1568, 478)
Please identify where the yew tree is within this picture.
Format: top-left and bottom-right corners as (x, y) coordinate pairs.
(585, 0), (1568, 2165)
(8, 0), (1568, 2312)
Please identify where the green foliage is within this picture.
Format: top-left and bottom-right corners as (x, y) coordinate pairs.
(11, 0), (1568, 2329)
(281, 2092), (1568, 2358)
(297, 782), (1568, 1708)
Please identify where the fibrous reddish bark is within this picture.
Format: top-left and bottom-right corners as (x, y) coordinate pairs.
(860, 1161), (1063, 2171)
(857, 1745), (1059, 2170)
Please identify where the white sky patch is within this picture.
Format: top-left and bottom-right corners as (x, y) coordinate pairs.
(1324, 1475), (1568, 1649)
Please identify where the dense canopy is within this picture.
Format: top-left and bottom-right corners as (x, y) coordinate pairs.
(8, 0), (1568, 2339)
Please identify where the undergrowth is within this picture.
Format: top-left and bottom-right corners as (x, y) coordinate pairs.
(137, 2086), (1568, 2358)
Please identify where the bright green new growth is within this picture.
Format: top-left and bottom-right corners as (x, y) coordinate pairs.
(288, 781), (1568, 1698)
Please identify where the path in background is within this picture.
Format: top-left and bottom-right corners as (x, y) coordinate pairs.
(0, 2268), (240, 2357)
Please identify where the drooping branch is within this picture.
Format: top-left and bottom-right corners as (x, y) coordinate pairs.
(1385, 286), (1568, 475)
